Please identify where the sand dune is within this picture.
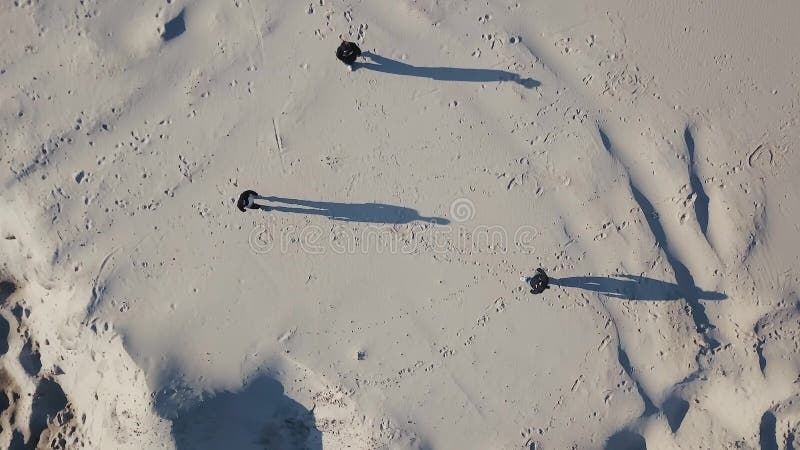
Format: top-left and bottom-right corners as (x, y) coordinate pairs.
(1, 0), (799, 449)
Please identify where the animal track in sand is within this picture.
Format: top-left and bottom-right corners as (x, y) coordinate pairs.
(520, 427), (542, 449)
(748, 143), (774, 170)
(494, 297), (505, 312)
(555, 37), (575, 55)
(277, 327), (297, 343)
(438, 346), (455, 358)
(479, 32), (509, 50)
(672, 184), (699, 225)
(601, 63), (650, 101)
(597, 335), (611, 352)
(593, 221), (614, 241)
(321, 155), (342, 169)
(746, 142), (791, 176)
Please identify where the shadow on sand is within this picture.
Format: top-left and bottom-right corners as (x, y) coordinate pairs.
(604, 429), (647, 450)
(259, 196), (449, 225)
(353, 52), (541, 88)
(169, 375), (321, 450)
(551, 274), (727, 301)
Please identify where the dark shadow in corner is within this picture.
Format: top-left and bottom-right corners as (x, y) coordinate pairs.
(169, 375), (321, 450)
(759, 411), (779, 450)
(551, 274), (727, 301)
(0, 315), (9, 356)
(32, 379), (68, 443)
(259, 196), (450, 225)
(354, 52), (541, 88)
(8, 431), (25, 450)
(605, 429), (647, 450)
(162, 9), (186, 41)
(12, 378), (69, 450)
(0, 280), (16, 305)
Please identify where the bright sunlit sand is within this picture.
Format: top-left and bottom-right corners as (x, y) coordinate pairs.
(1, 1), (799, 449)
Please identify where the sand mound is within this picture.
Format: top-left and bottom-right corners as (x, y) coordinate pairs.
(1, 0), (799, 448)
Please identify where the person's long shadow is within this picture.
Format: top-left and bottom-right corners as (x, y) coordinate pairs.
(551, 274), (727, 301)
(257, 196), (450, 225)
(353, 52), (541, 88)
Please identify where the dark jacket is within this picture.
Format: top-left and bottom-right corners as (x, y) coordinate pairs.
(237, 190), (259, 212)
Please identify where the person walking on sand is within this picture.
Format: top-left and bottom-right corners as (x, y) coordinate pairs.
(521, 268), (550, 294)
(336, 40), (362, 66)
(237, 190), (270, 212)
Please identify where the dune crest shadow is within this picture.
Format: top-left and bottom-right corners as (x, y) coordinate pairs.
(167, 375), (321, 450)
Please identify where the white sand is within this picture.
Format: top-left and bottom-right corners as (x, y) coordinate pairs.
(1, 0), (799, 449)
